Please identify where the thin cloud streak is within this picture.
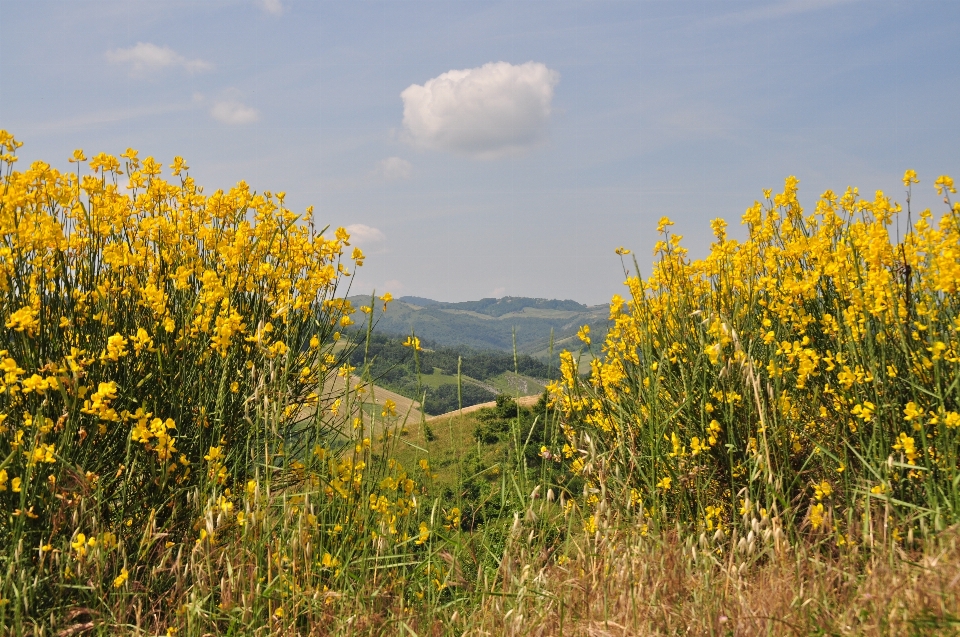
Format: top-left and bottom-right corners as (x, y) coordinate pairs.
(106, 42), (213, 77)
(16, 103), (197, 135)
(707, 0), (865, 27)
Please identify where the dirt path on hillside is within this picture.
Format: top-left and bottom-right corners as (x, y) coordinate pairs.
(317, 376), (541, 426)
(426, 394), (541, 421)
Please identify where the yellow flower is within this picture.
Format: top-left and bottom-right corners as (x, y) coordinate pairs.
(704, 343), (722, 365)
(6, 306), (39, 335)
(113, 568), (129, 588)
(102, 333), (129, 362)
(656, 476), (671, 491)
(415, 521), (430, 545)
(902, 169), (919, 187)
(321, 552), (340, 568)
(851, 401), (875, 422)
(690, 436), (708, 456)
(381, 399), (397, 418)
(903, 401), (921, 421)
(204, 446), (224, 462)
(934, 175), (956, 195)
(809, 503), (824, 530)
(707, 419), (722, 445)
(169, 156), (189, 175)
(584, 515), (598, 534)
(21, 374), (49, 394)
(577, 325), (591, 345)
(813, 480), (832, 501)
(71, 533), (87, 557)
(892, 432), (918, 464)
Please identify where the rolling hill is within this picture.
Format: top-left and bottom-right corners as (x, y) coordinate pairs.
(347, 295), (610, 357)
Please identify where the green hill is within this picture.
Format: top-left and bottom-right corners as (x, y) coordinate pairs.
(345, 332), (555, 416)
(350, 295), (610, 357)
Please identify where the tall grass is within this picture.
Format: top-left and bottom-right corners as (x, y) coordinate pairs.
(0, 133), (439, 632)
(2, 130), (959, 635)
(552, 173), (960, 550)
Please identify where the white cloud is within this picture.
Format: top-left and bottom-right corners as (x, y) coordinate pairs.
(258, 0), (284, 15)
(210, 99), (260, 125)
(401, 61), (560, 159)
(374, 157), (413, 181)
(106, 43), (212, 77)
(345, 224), (386, 246)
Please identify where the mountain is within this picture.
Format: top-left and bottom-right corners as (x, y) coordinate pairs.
(348, 295), (610, 357)
(397, 296), (439, 307)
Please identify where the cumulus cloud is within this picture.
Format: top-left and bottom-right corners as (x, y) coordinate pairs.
(258, 0), (284, 15)
(374, 157), (413, 181)
(106, 43), (212, 77)
(210, 99), (260, 125)
(345, 224), (386, 246)
(401, 61), (560, 159)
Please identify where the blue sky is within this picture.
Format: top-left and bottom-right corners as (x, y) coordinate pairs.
(2, 0), (958, 305)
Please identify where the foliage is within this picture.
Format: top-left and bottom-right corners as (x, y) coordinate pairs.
(3, 128), (959, 634)
(346, 331), (554, 414)
(0, 133), (437, 629)
(423, 382), (493, 416)
(552, 173), (960, 547)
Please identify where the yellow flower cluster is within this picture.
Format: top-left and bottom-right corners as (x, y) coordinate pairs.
(0, 133), (433, 616)
(554, 173), (960, 541)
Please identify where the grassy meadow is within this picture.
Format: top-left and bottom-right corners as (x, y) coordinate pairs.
(2, 132), (960, 635)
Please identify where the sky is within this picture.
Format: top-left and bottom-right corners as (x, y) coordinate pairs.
(2, 0), (958, 306)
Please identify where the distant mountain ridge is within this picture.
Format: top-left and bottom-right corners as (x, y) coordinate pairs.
(397, 296), (439, 307)
(399, 296), (589, 317)
(350, 295), (609, 357)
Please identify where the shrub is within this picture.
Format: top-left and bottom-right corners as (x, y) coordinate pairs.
(0, 132), (431, 628)
(552, 174), (960, 546)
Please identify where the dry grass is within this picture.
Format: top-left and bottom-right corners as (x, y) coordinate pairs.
(287, 527), (960, 637)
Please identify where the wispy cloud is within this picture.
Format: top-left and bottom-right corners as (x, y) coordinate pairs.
(345, 224), (386, 246)
(210, 99), (259, 125)
(20, 103), (196, 135)
(324, 158), (415, 191)
(106, 42), (212, 78)
(258, 0), (284, 15)
(374, 157), (413, 181)
(401, 61), (560, 159)
(712, 0), (862, 26)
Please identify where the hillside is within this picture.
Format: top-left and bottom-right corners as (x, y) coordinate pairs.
(345, 332), (553, 415)
(348, 294), (610, 356)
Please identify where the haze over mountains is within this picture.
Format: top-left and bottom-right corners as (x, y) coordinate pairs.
(348, 295), (609, 358)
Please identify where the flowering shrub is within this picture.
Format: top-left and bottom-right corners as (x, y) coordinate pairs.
(553, 173), (960, 545)
(0, 132), (437, 627)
